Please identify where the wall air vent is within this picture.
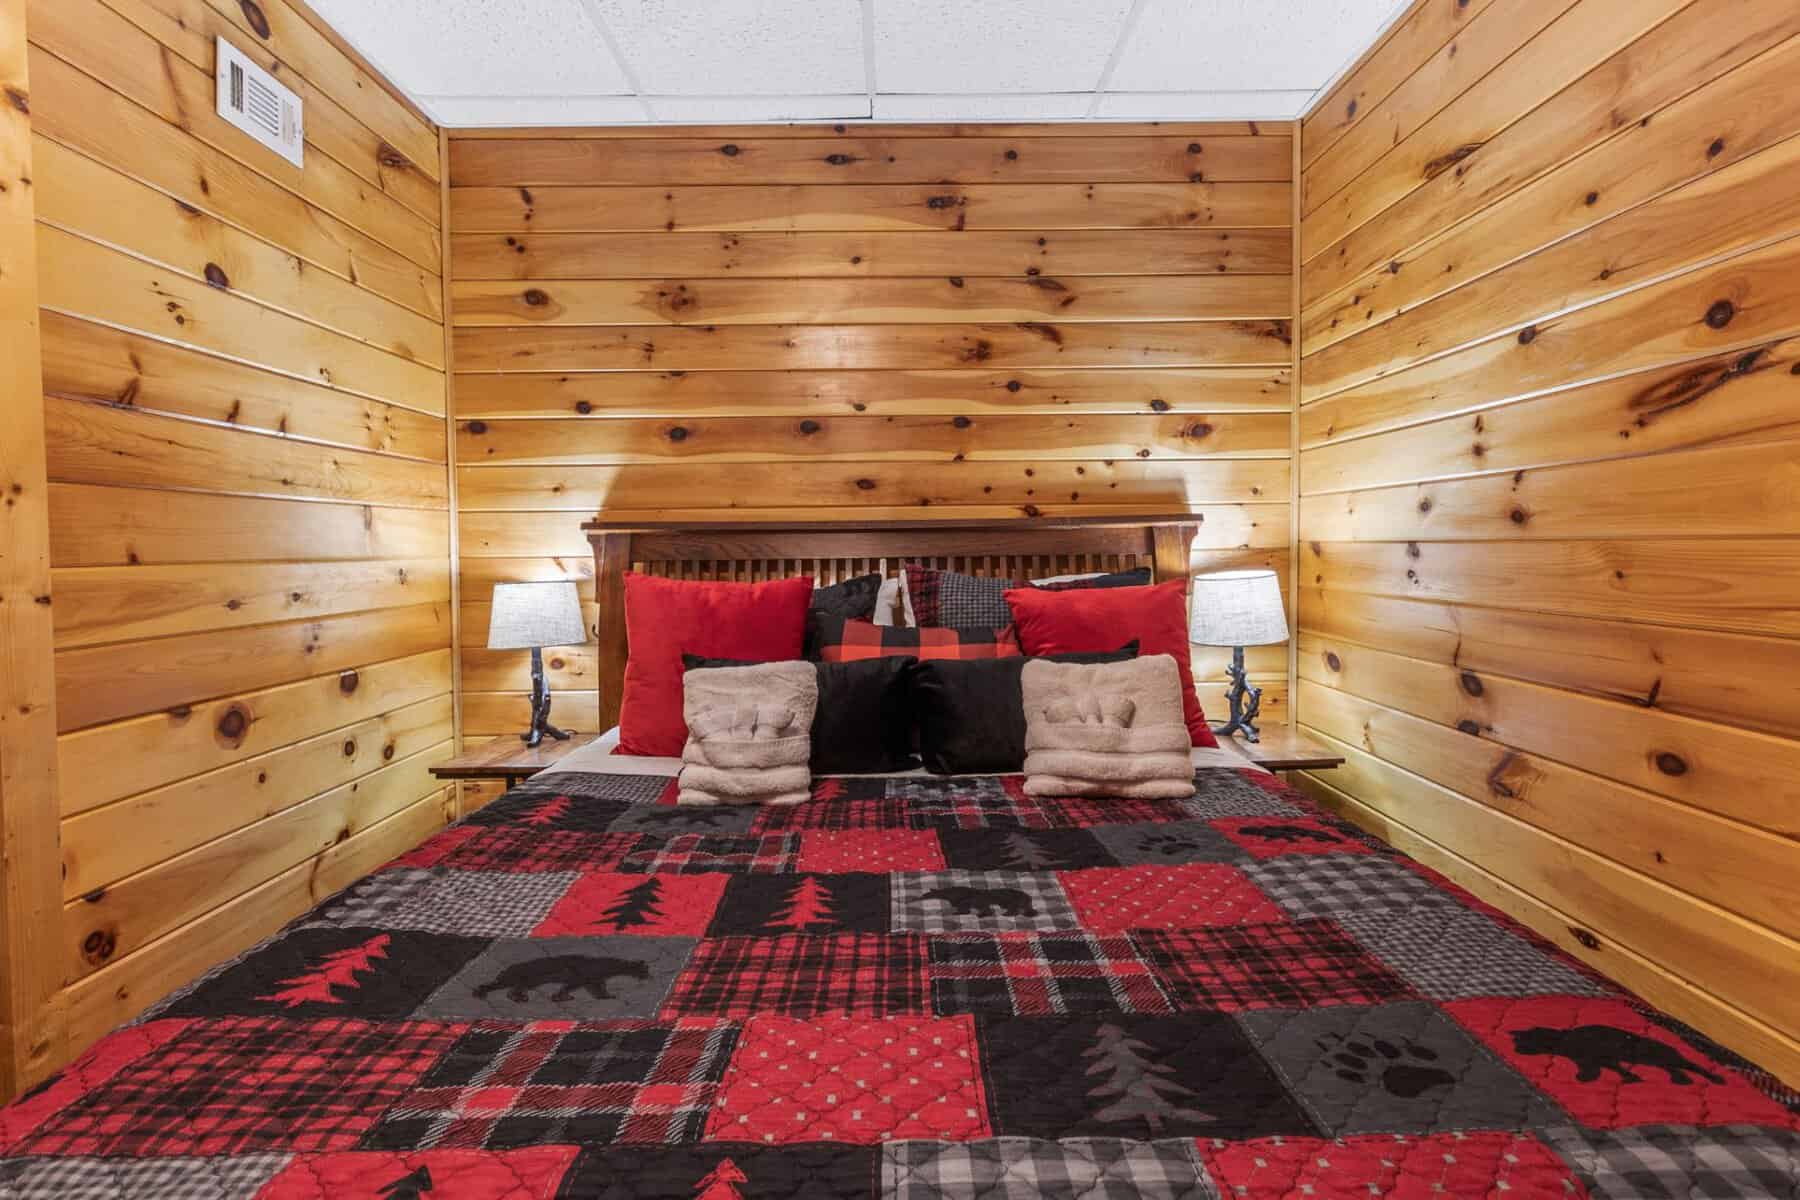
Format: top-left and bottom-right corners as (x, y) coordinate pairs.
(215, 37), (304, 169)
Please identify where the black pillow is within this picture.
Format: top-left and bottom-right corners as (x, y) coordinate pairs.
(805, 573), (883, 659)
(683, 653), (918, 774)
(909, 642), (1140, 776)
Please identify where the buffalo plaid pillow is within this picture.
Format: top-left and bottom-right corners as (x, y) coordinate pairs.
(814, 616), (1020, 663)
(904, 564), (1152, 628)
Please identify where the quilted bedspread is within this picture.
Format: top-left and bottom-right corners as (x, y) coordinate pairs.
(2, 767), (1796, 1199)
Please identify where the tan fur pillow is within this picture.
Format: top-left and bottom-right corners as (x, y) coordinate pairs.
(678, 662), (817, 806)
(1020, 655), (1195, 798)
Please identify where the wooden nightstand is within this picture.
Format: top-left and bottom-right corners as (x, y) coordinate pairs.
(430, 733), (605, 790)
(1230, 726), (1346, 772)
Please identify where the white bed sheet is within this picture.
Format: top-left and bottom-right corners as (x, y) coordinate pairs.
(540, 727), (1272, 778)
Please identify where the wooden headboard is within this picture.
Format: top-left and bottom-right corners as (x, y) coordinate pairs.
(582, 516), (1200, 730)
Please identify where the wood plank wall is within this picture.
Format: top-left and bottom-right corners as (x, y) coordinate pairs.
(444, 123), (1296, 735)
(1295, 0), (1800, 1083)
(15, 0), (457, 1083)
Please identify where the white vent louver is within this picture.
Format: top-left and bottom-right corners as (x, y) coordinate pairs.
(215, 37), (303, 169)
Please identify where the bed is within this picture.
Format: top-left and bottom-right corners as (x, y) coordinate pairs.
(1, 521), (1795, 1199)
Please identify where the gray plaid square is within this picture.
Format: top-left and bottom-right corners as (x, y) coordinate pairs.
(305, 867), (578, 937)
(1338, 906), (1612, 1001)
(605, 803), (760, 835)
(1245, 855), (1461, 919)
(1178, 773), (1302, 820)
(893, 871), (1078, 932)
(934, 570), (1016, 628)
(0, 1155), (290, 1199)
(1540, 1124), (1800, 1199)
(1091, 821), (1250, 866)
(539, 771), (673, 804)
(884, 1137), (1219, 1199)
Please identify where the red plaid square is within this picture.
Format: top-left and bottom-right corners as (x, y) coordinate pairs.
(430, 829), (639, 873)
(1135, 920), (1417, 1012)
(1213, 816), (1376, 860)
(815, 617), (1020, 663)
(0, 1019), (192, 1152)
(1059, 864), (1286, 933)
(535, 872), (730, 937)
(752, 792), (907, 831)
(360, 1019), (739, 1149)
(705, 1014), (990, 1145)
(661, 935), (929, 1018)
(621, 834), (799, 874)
(9, 1018), (462, 1156)
(796, 830), (947, 873)
(259, 1146), (579, 1198)
(927, 933), (1175, 1016)
(1035, 795), (1196, 828)
(392, 825), (482, 869)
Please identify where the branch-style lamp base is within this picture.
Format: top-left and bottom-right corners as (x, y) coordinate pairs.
(521, 645), (572, 748)
(1208, 644), (1264, 744)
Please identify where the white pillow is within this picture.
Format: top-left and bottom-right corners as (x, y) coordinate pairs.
(875, 576), (905, 627)
(1030, 570), (1106, 586)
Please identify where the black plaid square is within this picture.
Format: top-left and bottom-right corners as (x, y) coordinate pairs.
(620, 834), (799, 874)
(890, 777), (1052, 830)
(1540, 1124), (1800, 1199)
(10, 1018), (461, 1156)
(1036, 795), (1196, 828)
(431, 828), (640, 873)
(884, 1136), (1216, 1199)
(360, 1018), (738, 1149)
(660, 934), (928, 1018)
(1178, 769), (1305, 819)
(1136, 920), (1417, 1012)
(928, 933), (1176, 1016)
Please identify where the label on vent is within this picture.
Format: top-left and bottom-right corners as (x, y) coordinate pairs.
(215, 37), (303, 168)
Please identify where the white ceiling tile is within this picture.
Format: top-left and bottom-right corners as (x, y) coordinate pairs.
(588, 0), (865, 95)
(1094, 91), (1313, 120)
(1109, 0), (1402, 93)
(650, 96), (872, 122)
(417, 95), (652, 126)
(875, 93), (1092, 121)
(873, 0), (1135, 93)
(308, 0), (632, 97)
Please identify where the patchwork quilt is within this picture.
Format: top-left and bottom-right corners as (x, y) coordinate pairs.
(2, 767), (1796, 1198)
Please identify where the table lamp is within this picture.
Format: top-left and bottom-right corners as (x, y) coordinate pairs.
(1188, 568), (1289, 743)
(487, 581), (587, 747)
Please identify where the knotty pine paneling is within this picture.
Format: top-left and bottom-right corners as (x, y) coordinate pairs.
(446, 124), (1296, 736)
(1296, 0), (1800, 1084)
(17, 0), (454, 1086)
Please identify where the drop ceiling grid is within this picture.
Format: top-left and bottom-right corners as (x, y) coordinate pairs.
(307, 0), (1411, 127)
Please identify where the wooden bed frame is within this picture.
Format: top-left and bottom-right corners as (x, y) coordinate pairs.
(582, 516), (1200, 730)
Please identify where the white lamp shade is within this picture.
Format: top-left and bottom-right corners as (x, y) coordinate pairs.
(1188, 569), (1289, 647)
(486, 581), (587, 650)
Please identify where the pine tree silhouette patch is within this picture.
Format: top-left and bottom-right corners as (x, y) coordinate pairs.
(377, 1166), (432, 1199)
(766, 876), (836, 932)
(257, 934), (390, 1007)
(521, 795), (572, 826)
(599, 877), (666, 931)
(1081, 1022), (1216, 1134)
(692, 1158), (747, 1200)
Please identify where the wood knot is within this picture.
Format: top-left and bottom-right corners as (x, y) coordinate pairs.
(947, 276), (964, 288)
(1405, 541), (1421, 559)
(1569, 926), (1600, 950)
(378, 142), (411, 169)
(854, 477), (877, 491)
(216, 704), (250, 744)
(1707, 137), (1726, 159)
(1509, 506), (1529, 525)
(343, 739), (357, 757)
(339, 669), (359, 694)
(952, 415), (972, 429)
(238, 0), (271, 37)
(83, 930), (117, 964)
(383, 743), (395, 760)
(1182, 422), (1214, 439)
(523, 288), (550, 307)
(1417, 498), (1433, 513)
(1584, 191), (1598, 206)
(1654, 751), (1688, 776)
(719, 143), (740, 156)
(1325, 651), (1342, 672)
(466, 420), (488, 435)
(1004, 149), (1018, 160)
(1457, 719), (1482, 736)
(1021, 503), (1041, 517)
(925, 194), (961, 210)
(1186, 142), (1202, 153)
(575, 400), (593, 414)
(1517, 325), (1537, 345)
(1149, 397), (1169, 412)
(1459, 671), (1484, 697)
(824, 153), (854, 166)
(203, 263), (230, 290)
(1704, 299), (1735, 329)
(4, 85), (28, 115)
(798, 419), (821, 435)
(667, 425), (689, 442)
(1005, 379), (1022, 393)
(1346, 99), (1357, 118)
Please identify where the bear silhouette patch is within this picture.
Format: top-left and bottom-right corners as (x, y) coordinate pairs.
(921, 885), (1036, 918)
(1237, 823), (1342, 844)
(473, 955), (651, 1003)
(1509, 1024), (1724, 1085)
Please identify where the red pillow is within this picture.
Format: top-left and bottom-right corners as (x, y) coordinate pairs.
(815, 616), (1021, 663)
(1003, 578), (1218, 748)
(618, 572), (814, 756)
